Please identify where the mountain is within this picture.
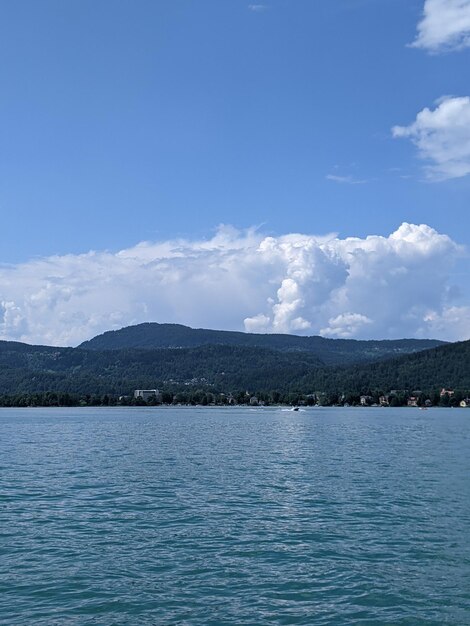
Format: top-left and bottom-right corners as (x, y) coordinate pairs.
(0, 333), (468, 399)
(78, 323), (444, 366)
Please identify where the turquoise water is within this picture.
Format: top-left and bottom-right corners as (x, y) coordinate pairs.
(1, 407), (469, 625)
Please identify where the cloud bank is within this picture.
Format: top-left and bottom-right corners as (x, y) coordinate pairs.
(0, 223), (468, 346)
(413, 0), (470, 52)
(393, 96), (470, 180)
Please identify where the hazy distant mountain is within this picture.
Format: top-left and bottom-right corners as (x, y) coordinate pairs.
(78, 322), (444, 366)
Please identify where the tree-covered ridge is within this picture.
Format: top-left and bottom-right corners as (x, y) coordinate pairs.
(0, 344), (323, 395)
(0, 336), (468, 400)
(78, 322), (444, 365)
(298, 339), (470, 394)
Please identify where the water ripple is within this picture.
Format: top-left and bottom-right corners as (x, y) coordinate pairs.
(0, 407), (469, 625)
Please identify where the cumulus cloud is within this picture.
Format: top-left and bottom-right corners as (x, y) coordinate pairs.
(320, 313), (372, 339)
(423, 306), (470, 341)
(412, 0), (470, 52)
(392, 96), (470, 180)
(0, 223), (468, 346)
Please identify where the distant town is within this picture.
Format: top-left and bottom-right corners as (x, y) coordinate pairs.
(1, 387), (469, 409)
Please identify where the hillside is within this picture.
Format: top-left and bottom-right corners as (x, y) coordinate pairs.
(78, 323), (444, 366)
(0, 343), (323, 396)
(0, 335), (468, 399)
(303, 339), (470, 394)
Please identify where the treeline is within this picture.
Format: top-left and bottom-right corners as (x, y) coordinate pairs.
(1, 389), (469, 408)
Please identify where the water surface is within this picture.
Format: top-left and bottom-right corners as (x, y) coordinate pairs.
(1, 407), (469, 625)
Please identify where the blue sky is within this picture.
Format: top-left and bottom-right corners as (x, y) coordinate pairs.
(0, 0), (470, 344)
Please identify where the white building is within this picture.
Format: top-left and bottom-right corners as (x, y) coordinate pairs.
(134, 389), (159, 401)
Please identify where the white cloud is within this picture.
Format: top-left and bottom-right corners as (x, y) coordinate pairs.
(392, 96), (470, 180)
(423, 306), (470, 341)
(326, 174), (367, 185)
(413, 0), (470, 52)
(0, 223), (467, 346)
(320, 313), (372, 339)
(248, 4), (267, 12)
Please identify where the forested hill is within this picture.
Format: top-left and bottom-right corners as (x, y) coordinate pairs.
(0, 343), (323, 396)
(78, 323), (444, 366)
(0, 337), (468, 398)
(302, 339), (470, 394)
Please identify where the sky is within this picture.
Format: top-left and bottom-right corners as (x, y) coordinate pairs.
(0, 0), (470, 345)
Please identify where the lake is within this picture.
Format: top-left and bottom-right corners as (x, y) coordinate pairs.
(1, 406), (469, 625)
